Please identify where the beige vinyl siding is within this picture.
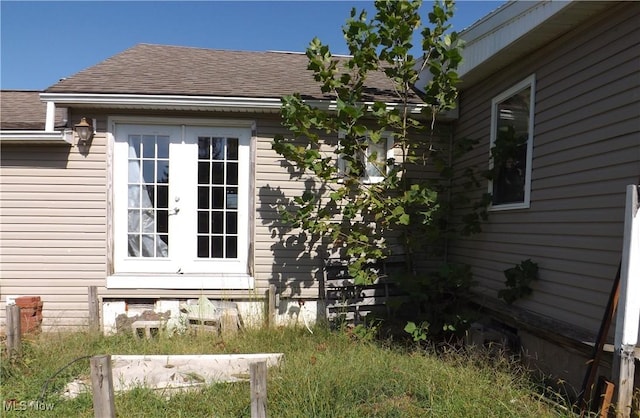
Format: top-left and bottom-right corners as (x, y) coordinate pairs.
(253, 115), (326, 299)
(0, 135), (108, 329)
(448, 2), (640, 333)
(1, 105), (446, 328)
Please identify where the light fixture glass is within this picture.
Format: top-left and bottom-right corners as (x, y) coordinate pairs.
(74, 117), (93, 144)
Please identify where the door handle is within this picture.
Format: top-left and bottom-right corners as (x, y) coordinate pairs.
(169, 196), (180, 216)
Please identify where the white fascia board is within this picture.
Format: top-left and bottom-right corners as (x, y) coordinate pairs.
(40, 93), (283, 111)
(456, 1), (572, 77)
(41, 93), (426, 114)
(0, 130), (73, 144)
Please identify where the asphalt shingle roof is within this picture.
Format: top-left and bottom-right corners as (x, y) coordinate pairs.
(46, 43), (418, 103)
(0, 90), (67, 130)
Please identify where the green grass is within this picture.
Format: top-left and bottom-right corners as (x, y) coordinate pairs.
(1, 326), (575, 417)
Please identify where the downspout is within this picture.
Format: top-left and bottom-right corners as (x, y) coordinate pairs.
(45, 101), (56, 132)
(44, 100), (74, 144)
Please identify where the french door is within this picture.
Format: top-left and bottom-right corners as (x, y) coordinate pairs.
(113, 123), (250, 275)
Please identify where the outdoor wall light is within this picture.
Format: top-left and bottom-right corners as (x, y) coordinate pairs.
(74, 117), (94, 145)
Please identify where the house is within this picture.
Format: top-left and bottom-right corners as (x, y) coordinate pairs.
(0, 0), (637, 392)
(0, 45), (425, 333)
(441, 0), (639, 390)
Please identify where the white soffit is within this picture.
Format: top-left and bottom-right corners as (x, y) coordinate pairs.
(456, 0), (610, 86)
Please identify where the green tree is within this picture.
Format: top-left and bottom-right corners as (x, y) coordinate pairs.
(273, 0), (469, 285)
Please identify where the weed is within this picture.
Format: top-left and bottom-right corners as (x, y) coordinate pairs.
(0, 326), (579, 417)
(498, 259), (539, 304)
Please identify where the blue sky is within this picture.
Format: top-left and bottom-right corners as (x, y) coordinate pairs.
(1, 1), (504, 90)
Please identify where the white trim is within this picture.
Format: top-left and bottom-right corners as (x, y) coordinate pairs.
(108, 115), (255, 129)
(41, 93), (426, 114)
(43, 93), (282, 110)
(106, 274), (254, 290)
(488, 74), (535, 211)
(111, 121), (252, 276)
(0, 130), (74, 144)
(492, 74), (536, 105)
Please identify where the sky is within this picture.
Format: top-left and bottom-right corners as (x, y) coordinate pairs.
(1, 1), (505, 90)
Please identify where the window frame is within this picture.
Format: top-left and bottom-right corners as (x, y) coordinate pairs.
(488, 74), (536, 211)
(337, 131), (394, 184)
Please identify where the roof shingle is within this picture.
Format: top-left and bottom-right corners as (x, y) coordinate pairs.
(46, 43), (417, 103)
(1, 90), (67, 130)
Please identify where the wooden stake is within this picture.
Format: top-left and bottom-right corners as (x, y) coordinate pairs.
(579, 264), (620, 416)
(614, 347), (635, 418)
(268, 284), (276, 327)
(597, 377), (615, 418)
(90, 355), (115, 418)
(250, 361), (267, 418)
(88, 286), (100, 332)
(6, 304), (21, 357)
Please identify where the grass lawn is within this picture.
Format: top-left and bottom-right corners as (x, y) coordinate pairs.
(1, 326), (576, 417)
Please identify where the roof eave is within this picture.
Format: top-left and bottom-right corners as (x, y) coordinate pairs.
(39, 92), (428, 115)
(0, 130), (73, 144)
(419, 0), (611, 89)
(40, 93), (284, 113)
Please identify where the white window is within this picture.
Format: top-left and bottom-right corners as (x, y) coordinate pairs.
(337, 133), (394, 184)
(488, 74), (535, 210)
(108, 120), (253, 289)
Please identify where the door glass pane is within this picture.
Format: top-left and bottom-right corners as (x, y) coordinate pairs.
(141, 235), (154, 257)
(211, 236), (224, 258)
(127, 134), (169, 258)
(198, 162), (210, 184)
(157, 136), (170, 159)
(198, 212), (209, 234)
(226, 212), (238, 234)
(212, 212), (224, 234)
(198, 186), (209, 209)
(198, 137), (210, 159)
(226, 237), (238, 258)
(128, 234), (140, 255)
(157, 161), (169, 183)
(197, 236), (209, 258)
(159, 234), (168, 247)
(196, 136), (240, 259)
(227, 138), (238, 160)
(212, 188), (224, 209)
(157, 210), (168, 233)
(157, 185), (169, 208)
(211, 162), (224, 184)
(226, 188), (238, 209)
(129, 136), (141, 156)
(142, 161), (155, 183)
(142, 135), (156, 158)
(227, 163), (238, 185)
(212, 138), (224, 160)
